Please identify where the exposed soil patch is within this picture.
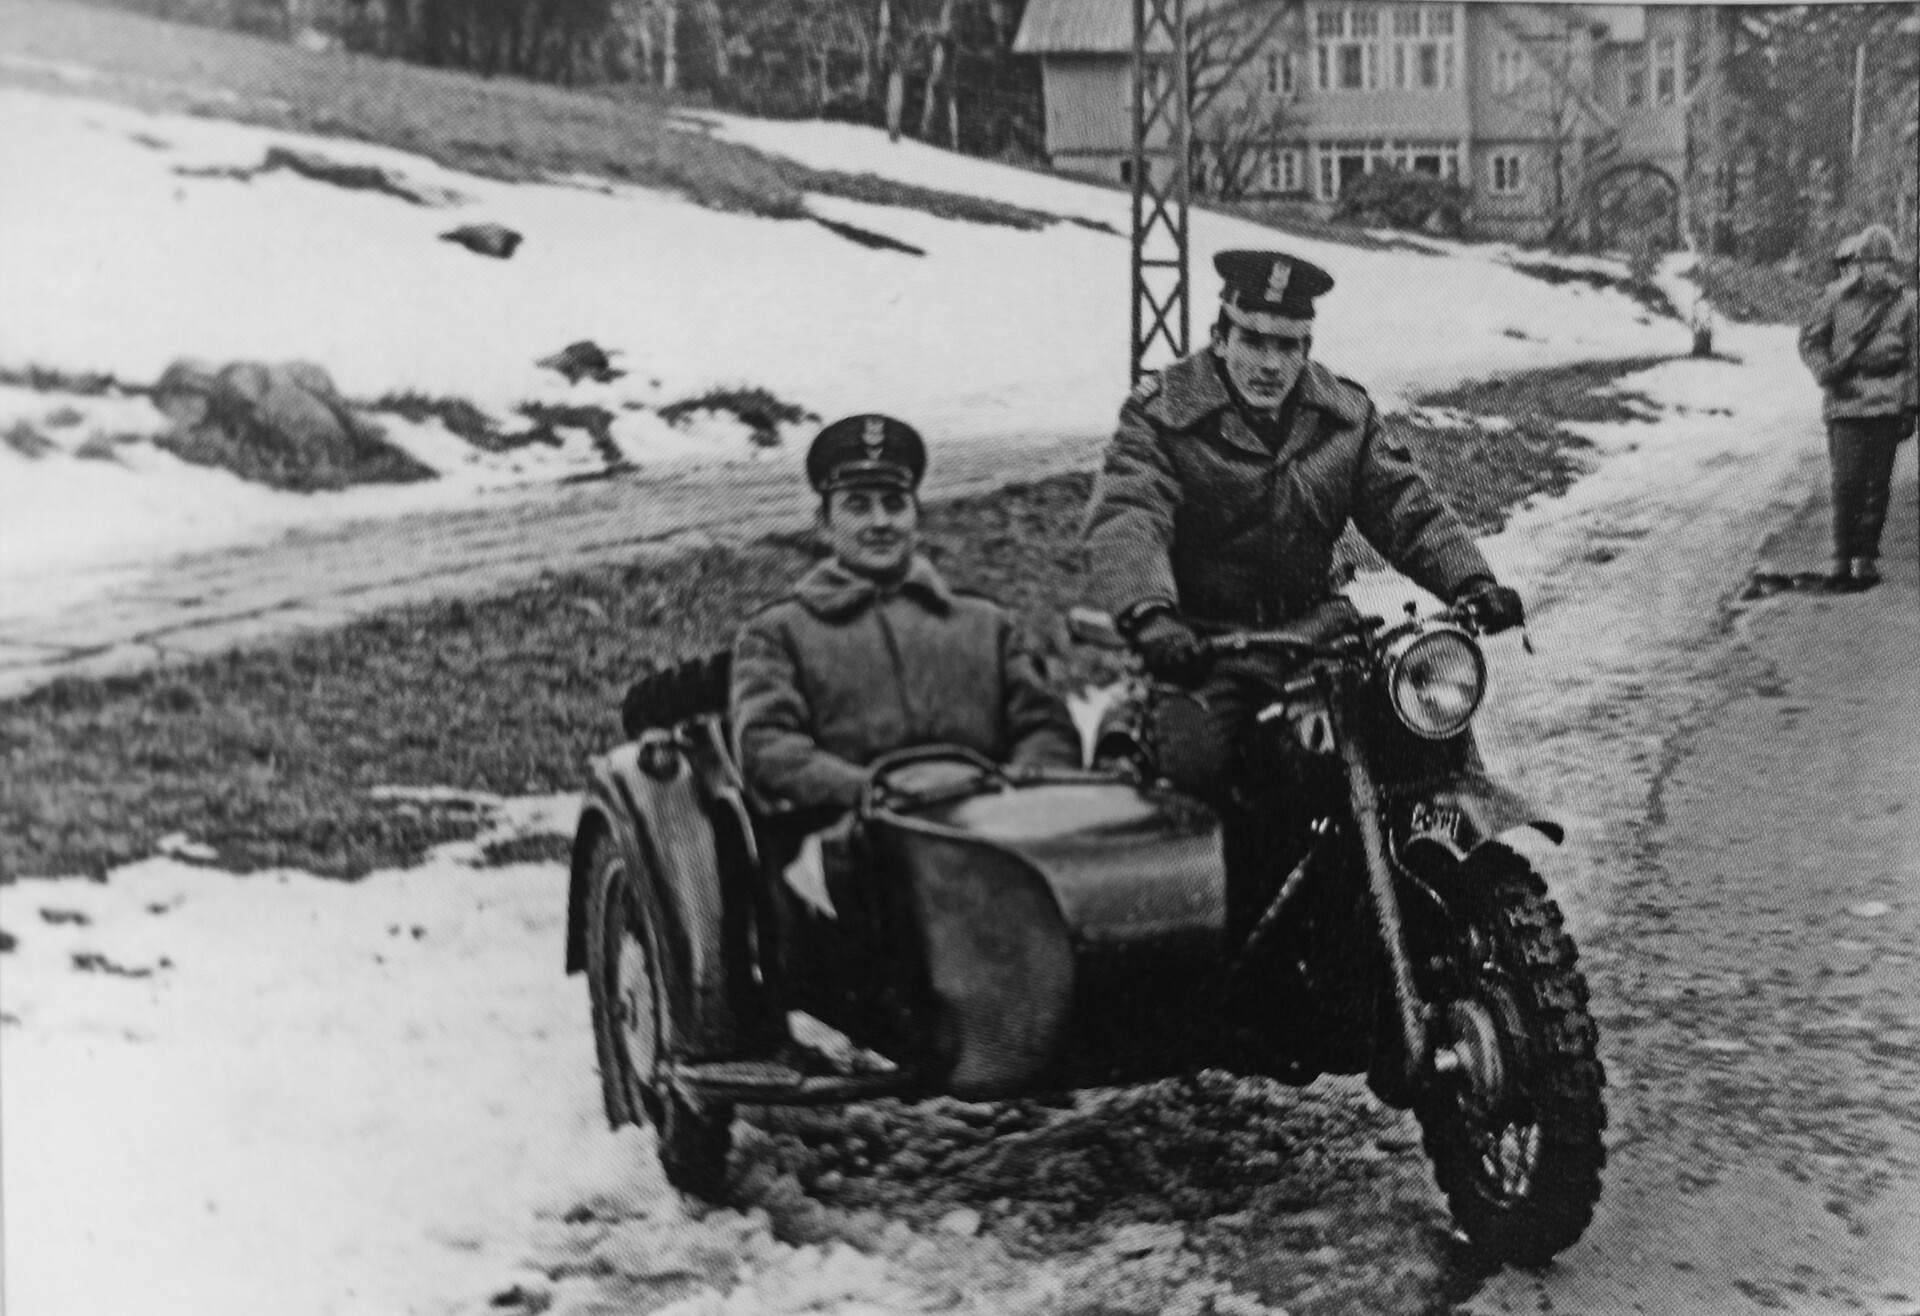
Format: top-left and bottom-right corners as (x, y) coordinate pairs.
(365, 391), (544, 453)
(658, 386), (817, 450)
(810, 214), (925, 256)
(1507, 260), (1680, 322)
(0, 362), (148, 396)
(175, 144), (461, 205)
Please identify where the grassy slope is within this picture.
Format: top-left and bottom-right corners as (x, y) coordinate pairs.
(0, 356), (1671, 881)
(0, 0), (1074, 230)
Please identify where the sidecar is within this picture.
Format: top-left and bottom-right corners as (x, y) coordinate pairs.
(561, 651), (1229, 1196)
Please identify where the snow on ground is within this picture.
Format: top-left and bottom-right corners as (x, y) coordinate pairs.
(2, 82), (1686, 621)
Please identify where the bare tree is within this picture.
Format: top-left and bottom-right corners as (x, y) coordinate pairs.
(1490, 6), (1610, 246)
(1183, 0), (1307, 200)
(1194, 89), (1303, 200)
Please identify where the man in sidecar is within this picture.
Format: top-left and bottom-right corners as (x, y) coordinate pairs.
(1082, 249), (1527, 806)
(729, 413), (1080, 946)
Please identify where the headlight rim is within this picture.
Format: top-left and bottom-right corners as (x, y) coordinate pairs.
(1381, 624), (1487, 740)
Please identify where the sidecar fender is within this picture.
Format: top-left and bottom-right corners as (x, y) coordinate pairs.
(564, 725), (754, 1061)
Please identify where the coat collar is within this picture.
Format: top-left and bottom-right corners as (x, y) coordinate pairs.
(792, 553), (955, 621)
(1148, 346), (1371, 446)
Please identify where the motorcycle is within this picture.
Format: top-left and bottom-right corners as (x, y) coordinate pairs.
(560, 596), (1605, 1266)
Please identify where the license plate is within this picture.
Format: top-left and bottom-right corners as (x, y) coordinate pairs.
(1407, 801), (1463, 846)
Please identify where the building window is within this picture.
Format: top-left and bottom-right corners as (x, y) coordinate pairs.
(1119, 158), (1133, 186)
(1491, 153), (1524, 194)
(1314, 139), (1457, 198)
(1426, 5), (1453, 38)
(1622, 42), (1647, 108)
(1393, 5), (1421, 38)
(1655, 36), (1679, 105)
(1339, 43), (1365, 88)
(1316, 5), (1387, 92)
(1266, 50), (1294, 97)
(1494, 46), (1526, 95)
(1266, 147), (1303, 193)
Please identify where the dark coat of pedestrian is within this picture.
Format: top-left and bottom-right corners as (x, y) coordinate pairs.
(1797, 224), (1918, 587)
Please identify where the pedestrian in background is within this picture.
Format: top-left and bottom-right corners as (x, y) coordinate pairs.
(1798, 224), (1918, 591)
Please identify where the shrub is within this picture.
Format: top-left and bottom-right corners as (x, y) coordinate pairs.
(1331, 167), (1468, 236)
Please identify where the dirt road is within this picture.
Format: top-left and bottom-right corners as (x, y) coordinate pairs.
(1468, 453), (1920, 1316)
(0, 432), (1102, 698)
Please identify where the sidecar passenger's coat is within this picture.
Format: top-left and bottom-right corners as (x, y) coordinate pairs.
(1084, 347), (1491, 625)
(730, 555), (1080, 812)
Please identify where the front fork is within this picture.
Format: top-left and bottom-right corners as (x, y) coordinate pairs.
(1324, 673), (1432, 1106)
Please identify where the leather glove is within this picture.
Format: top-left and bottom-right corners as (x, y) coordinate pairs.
(1454, 579), (1526, 635)
(1131, 610), (1208, 683)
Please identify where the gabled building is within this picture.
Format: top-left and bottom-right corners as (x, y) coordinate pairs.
(1012, 0), (1723, 245)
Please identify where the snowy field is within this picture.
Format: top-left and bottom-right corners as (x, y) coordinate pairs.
(0, 83), (1689, 619)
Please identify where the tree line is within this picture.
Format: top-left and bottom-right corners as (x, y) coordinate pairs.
(330, 0), (1043, 158)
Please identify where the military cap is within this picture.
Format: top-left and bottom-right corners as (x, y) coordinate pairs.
(805, 413), (928, 494)
(1215, 249), (1336, 334)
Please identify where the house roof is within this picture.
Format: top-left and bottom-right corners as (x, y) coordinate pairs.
(1014, 0), (1243, 55)
(1013, 0), (1143, 55)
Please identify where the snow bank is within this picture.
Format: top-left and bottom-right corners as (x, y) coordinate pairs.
(2, 83), (1688, 620)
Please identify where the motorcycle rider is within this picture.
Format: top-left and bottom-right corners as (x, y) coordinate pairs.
(1081, 249), (1525, 806)
(1798, 223), (1918, 591)
(730, 414), (1080, 914)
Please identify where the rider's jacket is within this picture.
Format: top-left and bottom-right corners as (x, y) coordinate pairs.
(1083, 347), (1491, 628)
(1798, 272), (1919, 422)
(729, 554), (1081, 812)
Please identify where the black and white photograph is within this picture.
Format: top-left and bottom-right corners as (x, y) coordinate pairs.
(1, 0), (1916, 1311)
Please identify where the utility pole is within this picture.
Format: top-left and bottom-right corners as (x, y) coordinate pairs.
(1130, 0), (1192, 381)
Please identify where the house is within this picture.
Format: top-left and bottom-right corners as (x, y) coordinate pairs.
(1012, 0), (1723, 244)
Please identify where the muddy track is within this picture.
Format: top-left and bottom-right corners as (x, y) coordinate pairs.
(0, 433), (1102, 698)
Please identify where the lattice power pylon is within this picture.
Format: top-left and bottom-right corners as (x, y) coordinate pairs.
(1130, 0), (1193, 380)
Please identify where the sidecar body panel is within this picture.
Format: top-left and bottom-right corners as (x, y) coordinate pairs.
(872, 777), (1227, 1096)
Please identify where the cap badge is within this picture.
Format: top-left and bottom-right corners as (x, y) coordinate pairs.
(862, 416), (886, 460)
(1265, 261), (1291, 304)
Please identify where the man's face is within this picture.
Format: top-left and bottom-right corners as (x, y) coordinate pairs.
(823, 486), (919, 578)
(1219, 317), (1310, 410)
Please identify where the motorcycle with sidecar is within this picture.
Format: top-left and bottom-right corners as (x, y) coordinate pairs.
(562, 595), (1606, 1265)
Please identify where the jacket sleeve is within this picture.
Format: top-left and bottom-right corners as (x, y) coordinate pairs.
(729, 615), (871, 812)
(1799, 293), (1838, 383)
(998, 616), (1085, 770)
(1352, 405), (1494, 601)
(1082, 395), (1184, 617)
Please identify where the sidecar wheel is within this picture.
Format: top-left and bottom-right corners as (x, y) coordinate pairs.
(585, 829), (733, 1200)
(1414, 845), (1606, 1266)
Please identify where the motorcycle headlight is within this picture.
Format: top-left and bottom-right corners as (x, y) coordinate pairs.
(1383, 626), (1486, 739)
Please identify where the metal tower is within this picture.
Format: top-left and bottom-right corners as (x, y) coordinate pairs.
(1130, 0), (1192, 380)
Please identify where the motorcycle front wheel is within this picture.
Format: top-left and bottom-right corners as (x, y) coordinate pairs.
(1414, 843), (1606, 1266)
